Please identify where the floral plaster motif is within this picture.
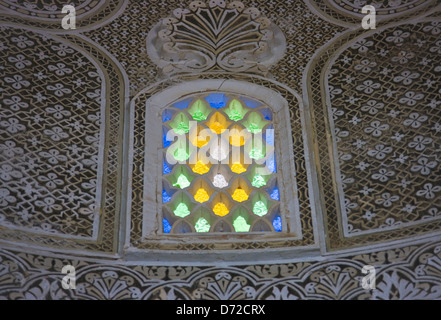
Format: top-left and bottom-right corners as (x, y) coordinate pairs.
(327, 21), (441, 236)
(0, 26), (105, 238)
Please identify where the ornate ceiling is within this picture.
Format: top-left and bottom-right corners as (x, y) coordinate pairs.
(0, 0), (441, 299)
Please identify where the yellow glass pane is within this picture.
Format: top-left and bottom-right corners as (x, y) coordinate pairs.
(231, 188), (248, 202)
(194, 188), (210, 203)
(207, 112), (230, 134)
(231, 162), (246, 174)
(229, 134), (245, 146)
(192, 160), (210, 175)
(191, 136), (209, 148)
(213, 202), (229, 217)
(209, 121), (225, 134)
(190, 125), (211, 148)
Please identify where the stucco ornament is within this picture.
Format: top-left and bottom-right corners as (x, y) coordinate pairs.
(146, 0), (286, 76)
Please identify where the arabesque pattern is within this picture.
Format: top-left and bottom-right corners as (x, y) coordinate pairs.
(146, 0), (286, 76)
(327, 21), (441, 236)
(0, 0), (440, 300)
(0, 26), (103, 238)
(161, 93), (280, 234)
(1, 240), (441, 299)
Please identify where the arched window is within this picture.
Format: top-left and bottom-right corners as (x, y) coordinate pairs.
(141, 79), (301, 241)
(161, 92), (280, 234)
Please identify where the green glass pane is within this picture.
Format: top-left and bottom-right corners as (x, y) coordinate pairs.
(193, 111), (206, 121)
(253, 201), (268, 217)
(251, 175), (266, 188)
(174, 203), (191, 218)
(247, 123), (261, 134)
(244, 111), (268, 133)
(173, 174), (191, 189)
(189, 99), (209, 121)
(195, 218), (210, 232)
(227, 99), (245, 121)
(192, 100), (204, 109)
(249, 148), (265, 160)
(233, 216), (250, 232)
(173, 148), (190, 162)
(229, 110), (243, 121)
(174, 122), (190, 135)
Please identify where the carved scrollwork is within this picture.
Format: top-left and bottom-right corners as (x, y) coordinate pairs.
(146, 0), (286, 76)
(0, 26), (105, 239)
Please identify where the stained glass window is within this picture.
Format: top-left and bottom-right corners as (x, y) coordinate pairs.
(161, 93), (282, 234)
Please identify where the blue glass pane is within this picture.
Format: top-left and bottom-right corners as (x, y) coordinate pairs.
(266, 154), (277, 173)
(240, 97), (261, 109)
(265, 127), (274, 146)
(205, 93), (227, 109)
(163, 218), (172, 233)
(162, 189), (172, 203)
(260, 108), (272, 121)
(270, 187), (280, 201)
(273, 216), (282, 232)
(162, 109), (174, 122)
(163, 125), (176, 148)
(163, 160), (172, 174)
(175, 222), (192, 233)
(163, 131), (171, 148)
(173, 97), (193, 110)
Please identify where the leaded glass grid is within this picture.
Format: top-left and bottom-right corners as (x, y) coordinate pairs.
(161, 92), (282, 234)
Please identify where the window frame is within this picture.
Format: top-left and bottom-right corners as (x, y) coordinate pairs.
(141, 79), (302, 242)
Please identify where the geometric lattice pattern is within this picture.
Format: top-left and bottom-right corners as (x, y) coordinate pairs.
(322, 0), (428, 17)
(328, 21), (441, 236)
(2, 240), (441, 299)
(147, 0), (285, 76)
(0, 26), (103, 238)
(162, 93), (281, 234)
(130, 76), (312, 251)
(0, 0), (441, 300)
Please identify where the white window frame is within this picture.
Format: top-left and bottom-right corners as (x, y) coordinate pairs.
(140, 79), (302, 241)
